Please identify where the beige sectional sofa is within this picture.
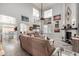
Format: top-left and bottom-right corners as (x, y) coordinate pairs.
(19, 35), (55, 56)
(20, 35), (55, 56)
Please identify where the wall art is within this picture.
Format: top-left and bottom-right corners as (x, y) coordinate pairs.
(53, 14), (61, 20)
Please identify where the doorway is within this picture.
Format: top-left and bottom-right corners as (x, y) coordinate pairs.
(20, 23), (27, 34)
(0, 15), (17, 45)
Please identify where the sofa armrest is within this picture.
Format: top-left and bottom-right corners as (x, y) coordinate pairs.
(0, 50), (5, 56)
(0, 45), (5, 56)
(51, 47), (62, 56)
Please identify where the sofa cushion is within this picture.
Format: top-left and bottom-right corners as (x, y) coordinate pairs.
(20, 35), (54, 56)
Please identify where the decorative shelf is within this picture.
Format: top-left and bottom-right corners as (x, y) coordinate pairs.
(61, 28), (77, 30)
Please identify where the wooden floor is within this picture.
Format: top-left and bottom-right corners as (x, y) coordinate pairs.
(2, 39), (30, 56)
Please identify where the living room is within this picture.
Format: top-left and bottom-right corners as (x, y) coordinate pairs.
(0, 3), (79, 56)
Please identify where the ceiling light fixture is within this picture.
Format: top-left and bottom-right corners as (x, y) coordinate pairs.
(40, 3), (45, 20)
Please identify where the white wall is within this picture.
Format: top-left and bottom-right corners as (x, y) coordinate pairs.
(0, 3), (36, 39)
(50, 3), (65, 40)
(65, 3), (77, 37)
(0, 3), (77, 40)
(76, 4), (79, 35)
(0, 3), (33, 22)
(46, 3), (77, 40)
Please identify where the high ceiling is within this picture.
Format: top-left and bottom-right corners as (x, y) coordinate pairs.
(32, 3), (57, 11)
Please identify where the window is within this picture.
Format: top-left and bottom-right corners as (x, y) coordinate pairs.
(44, 9), (52, 18)
(43, 25), (51, 34)
(0, 15), (16, 24)
(33, 8), (40, 23)
(20, 23), (27, 33)
(0, 15), (17, 41)
(33, 8), (39, 17)
(43, 25), (48, 33)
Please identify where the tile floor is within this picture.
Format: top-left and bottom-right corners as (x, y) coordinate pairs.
(1, 35), (79, 56)
(2, 39), (30, 56)
(48, 35), (79, 56)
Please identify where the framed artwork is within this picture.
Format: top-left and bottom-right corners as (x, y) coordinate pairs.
(53, 14), (61, 20)
(55, 21), (59, 28)
(65, 7), (72, 21)
(21, 16), (29, 22)
(54, 28), (60, 32)
(54, 21), (60, 32)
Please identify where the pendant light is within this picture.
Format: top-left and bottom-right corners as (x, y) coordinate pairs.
(40, 3), (45, 20)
